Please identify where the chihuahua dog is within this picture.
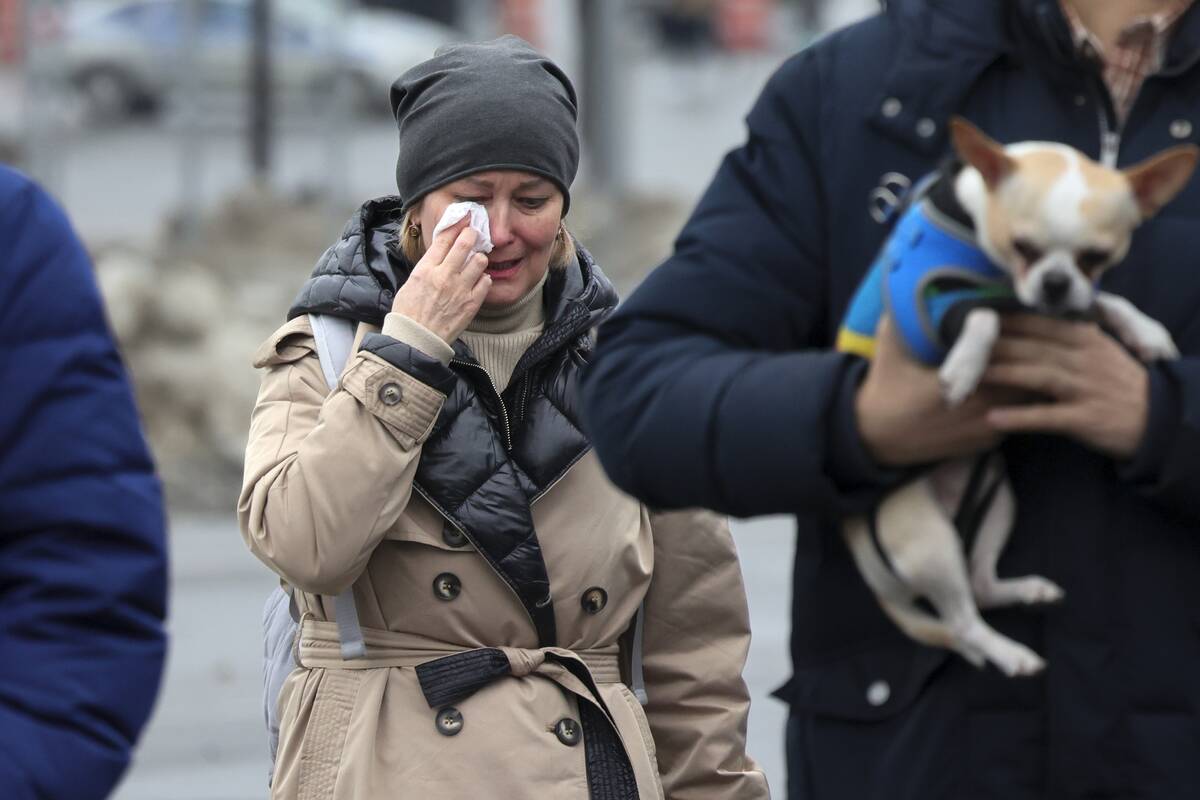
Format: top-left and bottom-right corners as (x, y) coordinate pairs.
(838, 118), (1198, 676)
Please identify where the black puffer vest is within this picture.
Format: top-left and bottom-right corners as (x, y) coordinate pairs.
(288, 197), (618, 648)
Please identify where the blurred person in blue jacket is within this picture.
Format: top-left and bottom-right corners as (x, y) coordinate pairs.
(0, 166), (167, 799)
(581, 1), (1200, 797)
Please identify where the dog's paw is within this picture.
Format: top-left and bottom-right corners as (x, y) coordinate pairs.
(960, 628), (1046, 681)
(1128, 318), (1179, 362)
(1107, 309), (1179, 361)
(938, 354), (985, 407)
(1016, 576), (1065, 606)
(975, 575), (1065, 608)
(992, 640), (1047, 678)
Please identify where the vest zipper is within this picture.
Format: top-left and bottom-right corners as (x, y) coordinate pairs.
(518, 374), (531, 421)
(451, 358), (513, 450)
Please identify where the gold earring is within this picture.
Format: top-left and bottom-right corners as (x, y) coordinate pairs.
(407, 224), (421, 238)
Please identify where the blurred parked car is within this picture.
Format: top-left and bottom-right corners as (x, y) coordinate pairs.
(61, 0), (458, 121)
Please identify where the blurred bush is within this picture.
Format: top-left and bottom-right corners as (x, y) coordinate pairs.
(94, 187), (345, 509)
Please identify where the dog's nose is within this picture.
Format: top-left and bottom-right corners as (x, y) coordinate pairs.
(1042, 272), (1070, 306)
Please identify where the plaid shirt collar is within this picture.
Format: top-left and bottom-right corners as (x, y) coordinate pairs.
(1060, 1), (1193, 53)
(1059, 1), (1194, 121)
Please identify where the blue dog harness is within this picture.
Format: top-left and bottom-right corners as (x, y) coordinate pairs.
(838, 197), (1013, 365)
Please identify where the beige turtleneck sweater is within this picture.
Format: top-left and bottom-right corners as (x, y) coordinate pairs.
(381, 271), (548, 393)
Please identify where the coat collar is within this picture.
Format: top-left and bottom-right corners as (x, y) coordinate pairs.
(1009, 0), (1200, 74)
(868, 0), (1200, 153)
(867, 0), (1012, 153)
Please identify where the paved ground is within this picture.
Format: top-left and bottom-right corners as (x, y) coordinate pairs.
(111, 513), (796, 799)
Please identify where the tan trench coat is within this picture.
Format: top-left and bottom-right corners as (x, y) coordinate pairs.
(239, 316), (770, 799)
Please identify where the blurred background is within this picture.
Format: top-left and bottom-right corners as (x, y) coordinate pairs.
(3, 0), (877, 796)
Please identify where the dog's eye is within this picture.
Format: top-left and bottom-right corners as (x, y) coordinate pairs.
(1012, 239), (1043, 263)
(1077, 248), (1111, 272)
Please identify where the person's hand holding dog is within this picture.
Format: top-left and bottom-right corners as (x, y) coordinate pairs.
(982, 314), (1150, 459)
(856, 314), (1151, 464)
(855, 316), (1014, 466)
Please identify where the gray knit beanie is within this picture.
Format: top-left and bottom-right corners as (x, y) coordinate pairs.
(390, 35), (580, 214)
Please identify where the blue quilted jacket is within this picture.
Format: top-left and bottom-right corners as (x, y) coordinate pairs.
(0, 167), (167, 799)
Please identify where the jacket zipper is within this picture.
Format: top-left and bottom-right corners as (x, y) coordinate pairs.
(1088, 76), (1121, 167)
(1098, 108), (1121, 167)
(451, 358), (512, 451)
(1079, 43), (1123, 167)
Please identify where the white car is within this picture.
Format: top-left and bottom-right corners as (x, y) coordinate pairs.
(59, 0), (458, 120)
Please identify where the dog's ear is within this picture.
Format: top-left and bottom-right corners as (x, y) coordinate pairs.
(949, 117), (1015, 190)
(1123, 144), (1200, 219)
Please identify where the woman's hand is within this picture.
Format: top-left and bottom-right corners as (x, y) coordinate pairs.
(391, 219), (491, 344)
(982, 314), (1150, 459)
(855, 316), (1017, 466)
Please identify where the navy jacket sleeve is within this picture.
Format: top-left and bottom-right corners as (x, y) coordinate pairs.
(0, 168), (168, 799)
(1117, 352), (1200, 520)
(580, 52), (903, 519)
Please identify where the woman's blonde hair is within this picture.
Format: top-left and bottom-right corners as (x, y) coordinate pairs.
(398, 209), (575, 270)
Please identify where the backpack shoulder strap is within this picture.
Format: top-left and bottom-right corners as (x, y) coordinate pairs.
(630, 601), (648, 704)
(309, 313), (357, 391)
(307, 313), (366, 660)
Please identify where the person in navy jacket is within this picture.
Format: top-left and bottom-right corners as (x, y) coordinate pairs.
(0, 166), (167, 799)
(581, 1), (1200, 797)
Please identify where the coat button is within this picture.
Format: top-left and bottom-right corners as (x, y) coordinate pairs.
(433, 573), (461, 601)
(881, 97), (902, 118)
(581, 587), (608, 615)
(436, 707), (463, 736)
(915, 117), (937, 138)
(378, 382), (403, 406)
(1170, 119), (1193, 139)
(442, 524), (468, 548)
(554, 717), (582, 746)
(866, 680), (891, 707)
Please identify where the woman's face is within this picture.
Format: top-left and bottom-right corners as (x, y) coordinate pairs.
(417, 170), (564, 307)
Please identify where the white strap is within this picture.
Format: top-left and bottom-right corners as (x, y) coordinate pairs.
(308, 313), (367, 661)
(309, 313), (356, 391)
(333, 590), (366, 660)
(630, 601), (648, 705)
(262, 586), (296, 765)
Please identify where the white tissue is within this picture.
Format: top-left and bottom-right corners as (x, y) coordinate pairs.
(431, 201), (494, 254)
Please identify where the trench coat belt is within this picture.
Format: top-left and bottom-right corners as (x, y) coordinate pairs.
(297, 617), (640, 797)
(295, 618), (623, 708)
